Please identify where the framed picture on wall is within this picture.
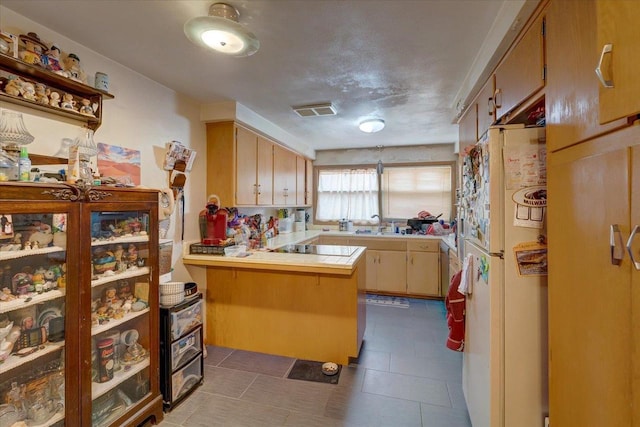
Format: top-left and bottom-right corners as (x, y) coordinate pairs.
(97, 143), (141, 186)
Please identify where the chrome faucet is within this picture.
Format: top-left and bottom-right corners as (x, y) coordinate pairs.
(371, 214), (383, 233)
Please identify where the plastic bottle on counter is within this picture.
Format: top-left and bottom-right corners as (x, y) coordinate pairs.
(18, 147), (31, 182)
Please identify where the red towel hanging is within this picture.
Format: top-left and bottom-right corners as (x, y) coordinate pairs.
(445, 270), (465, 351)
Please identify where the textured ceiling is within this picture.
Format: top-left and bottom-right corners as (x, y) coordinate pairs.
(1, 0), (538, 152)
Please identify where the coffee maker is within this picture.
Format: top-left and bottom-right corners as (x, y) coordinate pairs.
(199, 195), (228, 245)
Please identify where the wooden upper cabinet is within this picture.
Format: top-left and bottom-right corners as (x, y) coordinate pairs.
(305, 158), (313, 205)
(596, 0), (640, 124)
(458, 103), (478, 154)
(458, 75), (494, 154)
(477, 75), (496, 139)
(494, 11), (546, 120)
(235, 128), (273, 206)
(546, 0), (628, 151)
(256, 136), (274, 205)
(235, 126), (259, 205)
(273, 144), (296, 206)
(295, 155), (305, 206)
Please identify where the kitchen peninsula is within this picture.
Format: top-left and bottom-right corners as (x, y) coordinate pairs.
(182, 232), (367, 365)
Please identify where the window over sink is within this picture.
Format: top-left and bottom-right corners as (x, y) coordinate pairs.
(315, 163), (454, 223)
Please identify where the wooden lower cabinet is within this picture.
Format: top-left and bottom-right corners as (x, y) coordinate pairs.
(547, 124), (639, 427)
(320, 236), (442, 297)
(371, 250), (407, 293)
(204, 257), (366, 365)
(407, 251), (439, 296)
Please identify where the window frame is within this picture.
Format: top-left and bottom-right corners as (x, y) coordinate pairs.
(312, 161), (457, 225)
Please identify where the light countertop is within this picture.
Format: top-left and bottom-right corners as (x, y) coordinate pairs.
(183, 230), (365, 275)
(182, 229), (454, 274)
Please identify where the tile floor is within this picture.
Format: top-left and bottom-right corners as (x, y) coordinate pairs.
(158, 298), (471, 427)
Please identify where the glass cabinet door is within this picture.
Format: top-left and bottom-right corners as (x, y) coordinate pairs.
(87, 208), (154, 427)
(0, 209), (73, 427)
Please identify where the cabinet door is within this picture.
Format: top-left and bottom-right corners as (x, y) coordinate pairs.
(235, 126), (258, 205)
(458, 103), (477, 153)
(495, 12), (545, 120)
(84, 198), (161, 427)
(376, 250), (407, 293)
(596, 0), (640, 123)
(632, 144), (640, 426)
(0, 194), (79, 426)
(305, 159), (313, 205)
(476, 76), (496, 140)
(295, 156), (305, 206)
(547, 128), (636, 427)
(546, 0), (627, 151)
(365, 250), (378, 291)
(407, 251), (439, 296)
(273, 145), (296, 205)
(256, 136), (273, 205)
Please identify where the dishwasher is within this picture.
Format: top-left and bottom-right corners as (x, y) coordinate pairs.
(439, 240), (450, 296)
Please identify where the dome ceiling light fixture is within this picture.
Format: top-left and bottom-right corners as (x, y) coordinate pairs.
(359, 118), (385, 133)
(184, 2), (260, 57)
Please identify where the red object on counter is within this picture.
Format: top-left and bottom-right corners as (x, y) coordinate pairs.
(200, 195), (228, 245)
(445, 270), (465, 351)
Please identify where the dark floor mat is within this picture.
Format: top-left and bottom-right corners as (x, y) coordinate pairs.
(287, 359), (341, 384)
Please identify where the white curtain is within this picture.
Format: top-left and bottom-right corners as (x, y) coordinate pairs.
(315, 168), (379, 222)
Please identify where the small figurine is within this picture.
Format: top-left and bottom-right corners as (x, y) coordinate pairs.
(49, 91), (60, 108)
(127, 244), (138, 266)
(19, 81), (36, 101)
(62, 53), (87, 84)
(78, 98), (94, 116)
(18, 32), (47, 67)
(60, 93), (76, 111)
(35, 83), (49, 105)
(45, 45), (65, 74)
(3, 76), (22, 96)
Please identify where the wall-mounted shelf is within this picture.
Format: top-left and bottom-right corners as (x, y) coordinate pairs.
(0, 52), (113, 130)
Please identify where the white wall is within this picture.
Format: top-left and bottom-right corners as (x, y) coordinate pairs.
(314, 143), (456, 166)
(0, 7), (207, 288)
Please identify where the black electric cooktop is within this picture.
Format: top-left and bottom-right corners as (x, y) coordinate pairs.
(272, 244), (359, 257)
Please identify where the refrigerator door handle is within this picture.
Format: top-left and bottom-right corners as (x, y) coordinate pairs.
(625, 225), (640, 270)
(610, 224), (625, 266)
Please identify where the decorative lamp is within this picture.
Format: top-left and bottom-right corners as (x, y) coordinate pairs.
(0, 110), (35, 146)
(184, 3), (260, 57)
(359, 118), (385, 133)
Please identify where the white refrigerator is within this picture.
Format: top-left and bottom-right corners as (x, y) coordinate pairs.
(459, 125), (548, 427)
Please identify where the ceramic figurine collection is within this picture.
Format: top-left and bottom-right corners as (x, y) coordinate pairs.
(0, 30), (111, 118)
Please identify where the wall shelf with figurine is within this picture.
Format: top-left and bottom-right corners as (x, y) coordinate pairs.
(0, 52), (113, 131)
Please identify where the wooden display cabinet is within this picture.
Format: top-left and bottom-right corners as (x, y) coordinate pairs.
(0, 182), (162, 427)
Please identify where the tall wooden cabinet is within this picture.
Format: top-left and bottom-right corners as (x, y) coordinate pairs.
(0, 183), (163, 427)
(546, 1), (640, 426)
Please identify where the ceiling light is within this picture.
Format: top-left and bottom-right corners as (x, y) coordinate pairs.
(359, 119), (385, 133)
(184, 3), (260, 57)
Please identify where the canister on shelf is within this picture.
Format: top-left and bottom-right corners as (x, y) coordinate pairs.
(97, 338), (115, 382)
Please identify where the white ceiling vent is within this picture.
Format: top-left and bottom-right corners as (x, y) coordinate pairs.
(292, 103), (337, 117)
